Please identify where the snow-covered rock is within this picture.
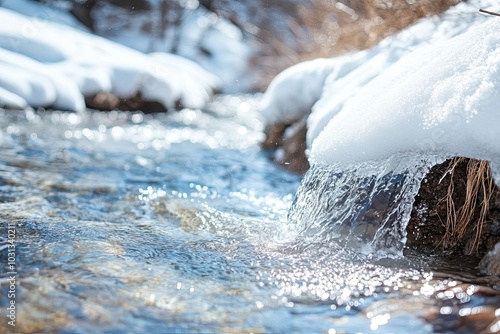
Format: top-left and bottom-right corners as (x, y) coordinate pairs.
(260, 0), (500, 184)
(0, 5), (220, 112)
(310, 17), (500, 184)
(259, 56), (363, 125)
(1, 0), (88, 31)
(307, 3), (495, 147)
(92, 0), (250, 92)
(0, 86), (28, 110)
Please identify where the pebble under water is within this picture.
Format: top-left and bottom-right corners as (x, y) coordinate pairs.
(0, 95), (499, 334)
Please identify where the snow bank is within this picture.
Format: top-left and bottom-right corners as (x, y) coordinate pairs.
(92, 1), (250, 93)
(0, 6), (220, 111)
(260, 0), (500, 181)
(1, 0), (87, 31)
(259, 55), (366, 125)
(261, 0), (497, 145)
(149, 52), (222, 109)
(310, 17), (500, 182)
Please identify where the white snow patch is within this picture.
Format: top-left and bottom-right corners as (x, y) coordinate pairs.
(92, 2), (250, 92)
(310, 18), (500, 181)
(0, 6), (220, 111)
(261, 0), (500, 184)
(259, 56), (360, 125)
(0, 86), (28, 110)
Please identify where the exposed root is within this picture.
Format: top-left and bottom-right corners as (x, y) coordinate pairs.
(441, 157), (495, 254)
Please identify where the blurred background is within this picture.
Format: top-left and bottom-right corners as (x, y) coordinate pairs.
(28, 0), (462, 91)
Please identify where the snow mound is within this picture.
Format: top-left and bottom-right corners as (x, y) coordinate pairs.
(259, 56), (366, 125)
(310, 17), (500, 182)
(261, 0), (496, 145)
(1, 0), (88, 31)
(149, 52), (222, 109)
(0, 6), (220, 112)
(92, 1), (250, 93)
(260, 0), (500, 182)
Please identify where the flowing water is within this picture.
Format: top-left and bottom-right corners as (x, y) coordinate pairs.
(0, 95), (499, 334)
(287, 156), (433, 256)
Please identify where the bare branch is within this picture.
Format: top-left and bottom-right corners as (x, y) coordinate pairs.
(479, 9), (500, 17)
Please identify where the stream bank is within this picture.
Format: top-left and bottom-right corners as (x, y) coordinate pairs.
(0, 96), (499, 333)
(264, 120), (500, 274)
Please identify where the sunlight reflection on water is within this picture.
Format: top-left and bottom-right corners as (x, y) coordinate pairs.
(0, 95), (498, 333)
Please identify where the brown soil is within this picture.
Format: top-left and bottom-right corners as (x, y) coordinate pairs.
(406, 158), (500, 260)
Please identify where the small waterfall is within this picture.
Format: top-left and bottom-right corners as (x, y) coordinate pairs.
(287, 154), (442, 257)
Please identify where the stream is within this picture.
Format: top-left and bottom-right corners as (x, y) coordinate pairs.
(0, 95), (499, 333)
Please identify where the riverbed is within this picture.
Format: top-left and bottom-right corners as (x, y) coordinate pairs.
(0, 95), (499, 333)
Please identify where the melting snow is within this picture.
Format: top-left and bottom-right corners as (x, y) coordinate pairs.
(0, 2), (220, 112)
(260, 0), (500, 183)
(310, 17), (500, 183)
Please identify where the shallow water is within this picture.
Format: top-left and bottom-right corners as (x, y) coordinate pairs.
(0, 95), (499, 334)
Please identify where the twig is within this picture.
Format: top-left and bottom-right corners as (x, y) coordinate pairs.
(479, 9), (500, 17)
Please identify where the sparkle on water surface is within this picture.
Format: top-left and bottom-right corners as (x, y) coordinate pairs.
(0, 95), (498, 333)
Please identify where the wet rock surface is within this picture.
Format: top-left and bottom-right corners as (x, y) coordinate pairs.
(262, 121), (309, 174)
(264, 123), (500, 274)
(85, 91), (167, 113)
(406, 158), (500, 268)
(479, 243), (500, 276)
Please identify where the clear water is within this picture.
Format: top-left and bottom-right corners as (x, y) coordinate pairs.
(287, 155), (436, 257)
(0, 95), (499, 334)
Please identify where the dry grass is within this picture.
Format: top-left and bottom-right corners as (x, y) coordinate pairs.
(441, 158), (495, 254)
(250, 0), (463, 89)
(296, 0), (463, 58)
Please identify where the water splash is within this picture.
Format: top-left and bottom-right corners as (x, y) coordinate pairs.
(287, 153), (443, 257)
